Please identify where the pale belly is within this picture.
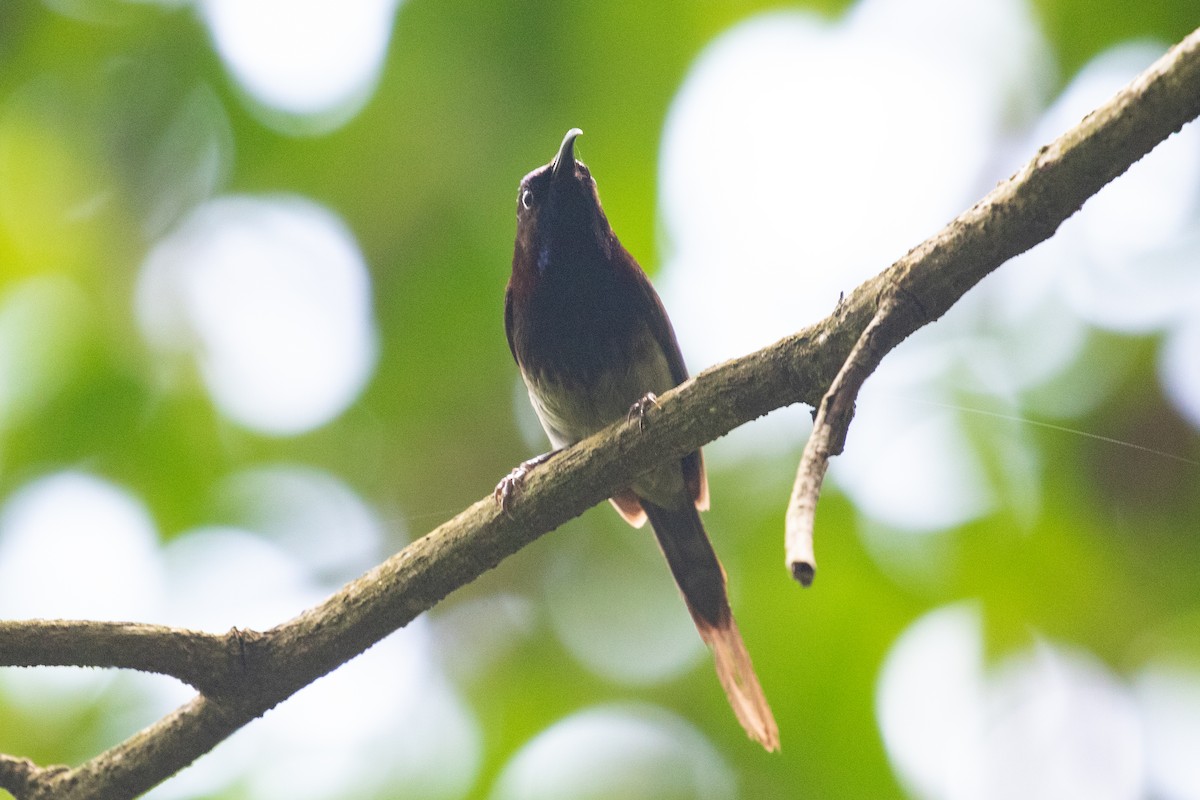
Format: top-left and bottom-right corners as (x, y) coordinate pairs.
(522, 330), (688, 508)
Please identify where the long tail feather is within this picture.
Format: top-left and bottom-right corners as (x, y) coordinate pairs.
(641, 499), (779, 751)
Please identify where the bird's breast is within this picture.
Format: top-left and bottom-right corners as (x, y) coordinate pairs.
(521, 318), (675, 449)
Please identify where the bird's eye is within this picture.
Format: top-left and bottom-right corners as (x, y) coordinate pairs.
(521, 189), (534, 210)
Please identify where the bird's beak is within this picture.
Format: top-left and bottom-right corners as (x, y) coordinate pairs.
(551, 128), (583, 180)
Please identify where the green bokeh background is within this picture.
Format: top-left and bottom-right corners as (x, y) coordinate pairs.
(0, 1), (1198, 798)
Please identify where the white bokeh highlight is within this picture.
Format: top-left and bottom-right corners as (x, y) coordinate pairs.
(214, 464), (386, 584)
(833, 339), (999, 532)
(542, 523), (704, 686)
(0, 472), (166, 705)
(1162, 313), (1200, 429)
(0, 472), (165, 621)
(432, 593), (538, 685)
(490, 704), (735, 800)
(157, 526), (326, 632)
(137, 195), (378, 435)
(658, 0), (1052, 368)
(982, 644), (1142, 799)
(876, 605), (986, 799)
(1136, 665), (1200, 800)
(198, 0), (402, 132)
(877, 604), (1145, 800)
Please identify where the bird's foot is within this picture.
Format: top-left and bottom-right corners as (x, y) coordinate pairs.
(494, 450), (558, 513)
(627, 392), (660, 431)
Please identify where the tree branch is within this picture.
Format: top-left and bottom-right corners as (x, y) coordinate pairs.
(785, 294), (904, 584)
(2, 25), (1198, 800)
(787, 25), (1200, 577)
(0, 621), (242, 694)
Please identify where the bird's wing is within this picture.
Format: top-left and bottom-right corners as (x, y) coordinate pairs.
(503, 285), (518, 363)
(627, 260), (709, 510)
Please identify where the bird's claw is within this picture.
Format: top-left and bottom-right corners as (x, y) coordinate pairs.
(494, 451), (558, 514)
(628, 392), (660, 431)
(493, 465), (528, 514)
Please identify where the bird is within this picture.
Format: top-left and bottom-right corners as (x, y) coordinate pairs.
(498, 128), (779, 751)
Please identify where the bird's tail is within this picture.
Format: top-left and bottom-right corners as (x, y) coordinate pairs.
(641, 499), (780, 751)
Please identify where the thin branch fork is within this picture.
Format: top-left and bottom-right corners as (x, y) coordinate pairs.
(786, 26), (1200, 580)
(785, 293), (907, 584)
(0, 620), (247, 695)
(1, 24), (1199, 800)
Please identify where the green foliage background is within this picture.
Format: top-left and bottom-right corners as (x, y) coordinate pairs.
(0, 0), (1198, 798)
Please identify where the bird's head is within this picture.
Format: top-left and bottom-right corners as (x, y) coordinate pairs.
(513, 128), (614, 276)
